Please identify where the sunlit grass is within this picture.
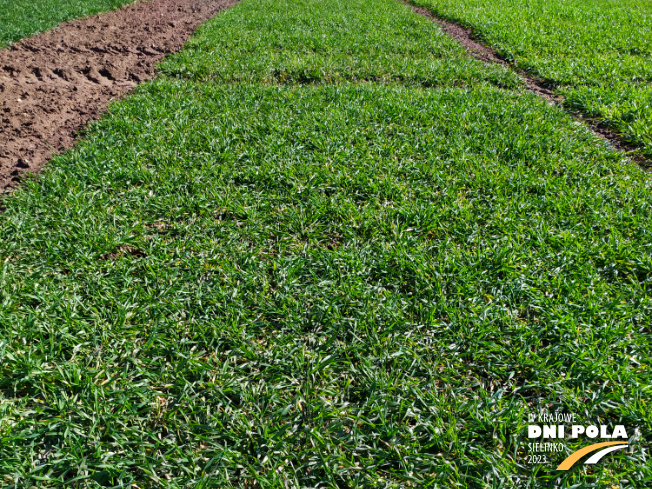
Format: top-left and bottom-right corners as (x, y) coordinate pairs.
(1, 0), (650, 487)
(412, 0), (652, 156)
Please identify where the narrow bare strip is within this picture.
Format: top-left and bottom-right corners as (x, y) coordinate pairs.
(400, 0), (648, 166)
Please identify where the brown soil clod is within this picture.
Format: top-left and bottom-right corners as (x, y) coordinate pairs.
(101, 244), (147, 260)
(0, 0), (239, 193)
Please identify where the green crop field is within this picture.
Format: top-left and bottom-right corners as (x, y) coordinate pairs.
(0, 0), (137, 48)
(412, 0), (652, 157)
(1, 0), (651, 487)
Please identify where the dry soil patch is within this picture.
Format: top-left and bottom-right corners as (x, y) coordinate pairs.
(0, 0), (238, 192)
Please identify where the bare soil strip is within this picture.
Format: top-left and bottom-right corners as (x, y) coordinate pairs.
(0, 0), (239, 192)
(403, 1), (649, 166)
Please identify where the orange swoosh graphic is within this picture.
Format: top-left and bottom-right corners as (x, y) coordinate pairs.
(557, 442), (627, 470)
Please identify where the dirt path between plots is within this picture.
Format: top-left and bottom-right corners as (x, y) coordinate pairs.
(402, 1), (648, 166)
(0, 0), (238, 192)
(407, 5), (559, 103)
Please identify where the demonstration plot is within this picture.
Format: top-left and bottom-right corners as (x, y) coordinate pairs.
(412, 0), (652, 156)
(161, 0), (517, 87)
(2, 82), (650, 486)
(0, 0), (138, 48)
(0, 0), (650, 487)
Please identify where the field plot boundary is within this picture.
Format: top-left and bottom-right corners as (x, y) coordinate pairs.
(0, 0), (240, 193)
(399, 0), (650, 167)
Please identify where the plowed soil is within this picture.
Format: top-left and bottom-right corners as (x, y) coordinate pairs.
(0, 0), (238, 192)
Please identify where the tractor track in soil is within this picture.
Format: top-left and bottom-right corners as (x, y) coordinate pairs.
(402, 1), (650, 168)
(0, 0), (239, 192)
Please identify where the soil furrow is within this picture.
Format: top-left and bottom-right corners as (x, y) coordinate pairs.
(402, 1), (649, 167)
(0, 0), (239, 192)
